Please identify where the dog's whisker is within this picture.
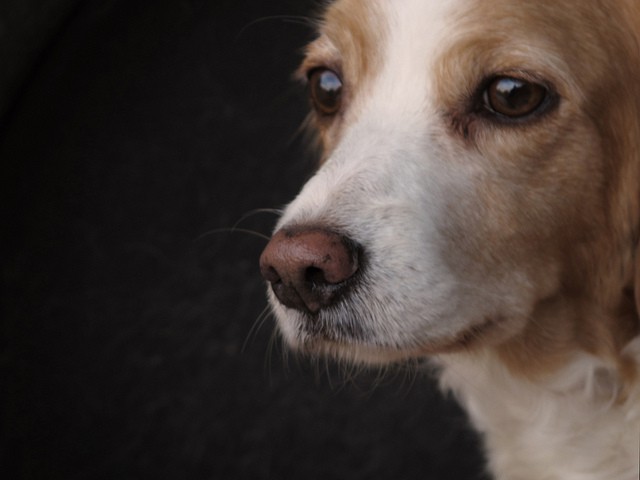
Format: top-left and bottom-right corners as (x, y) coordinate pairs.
(196, 207), (282, 243)
(264, 329), (276, 384)
(400, 360), (422, 394)
(235, 15), (315, 42)
(265, 327), (287, 383)
(323, 355), (334, 390)
(232, 208), (283, 230)
(195, 227), (270, 242)
(242, 304), (273, 353)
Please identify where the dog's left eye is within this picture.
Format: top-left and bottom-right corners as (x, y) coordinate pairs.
(483, 77), (547, 118)
(308, 68), (343, 116)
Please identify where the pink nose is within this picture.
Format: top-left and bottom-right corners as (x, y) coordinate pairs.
(259, 228), (360, 313)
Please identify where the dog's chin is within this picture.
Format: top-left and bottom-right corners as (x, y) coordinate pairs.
(275, 306), (510, 366)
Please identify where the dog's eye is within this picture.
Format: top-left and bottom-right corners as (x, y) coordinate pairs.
(483, 77), (547, 118)
(308, 68), (343, 115)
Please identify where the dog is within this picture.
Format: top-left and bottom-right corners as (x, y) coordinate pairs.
(259, 1), (640, 478)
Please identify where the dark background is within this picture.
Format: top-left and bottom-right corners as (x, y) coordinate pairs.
(2, 1), (488, 479)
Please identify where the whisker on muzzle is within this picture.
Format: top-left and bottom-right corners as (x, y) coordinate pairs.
(195, 208), (282, 243)
(242, 304), (274, 354)
(235, 15), (316, 43)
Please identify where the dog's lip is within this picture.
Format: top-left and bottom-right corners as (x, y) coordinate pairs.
(290, 314), (502, 360)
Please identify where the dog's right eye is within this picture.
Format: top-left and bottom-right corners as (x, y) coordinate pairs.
(308, 68), (343, 116)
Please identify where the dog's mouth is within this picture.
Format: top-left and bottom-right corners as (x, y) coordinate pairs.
(283, 305), (503, 363)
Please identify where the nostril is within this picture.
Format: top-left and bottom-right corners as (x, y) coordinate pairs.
(262, 265), (282, 284)
(259, 227), (361, 313)
(305, 266), (328, 286)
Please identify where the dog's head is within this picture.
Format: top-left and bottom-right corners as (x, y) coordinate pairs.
(260, 0), (640, 370)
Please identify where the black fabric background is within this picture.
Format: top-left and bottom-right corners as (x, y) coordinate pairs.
(2, 1), (488, 479)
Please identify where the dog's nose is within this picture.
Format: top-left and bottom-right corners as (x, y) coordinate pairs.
(259, 228), (360, 314)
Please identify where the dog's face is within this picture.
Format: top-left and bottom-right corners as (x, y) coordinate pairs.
(261, 0), (640, 367)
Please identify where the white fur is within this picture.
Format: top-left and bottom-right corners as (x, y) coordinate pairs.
(438, 344), (640, 480)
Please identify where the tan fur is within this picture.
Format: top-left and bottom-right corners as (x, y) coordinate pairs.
(425, 0), (640, 383)
(636, 245), (640, 315)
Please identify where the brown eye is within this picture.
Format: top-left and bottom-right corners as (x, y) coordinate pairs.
(484, 77), (547, 118)
(308, 68), (343, 115)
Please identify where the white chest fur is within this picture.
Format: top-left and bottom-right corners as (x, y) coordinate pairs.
(437, 340), (640, 480)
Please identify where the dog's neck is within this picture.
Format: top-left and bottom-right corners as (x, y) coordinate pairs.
(491, 295), (639, 383)
(437, 336), (640, 480)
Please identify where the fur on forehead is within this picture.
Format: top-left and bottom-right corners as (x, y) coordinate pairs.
(302, 0), (640, 85)
(298, 0), (387, 86)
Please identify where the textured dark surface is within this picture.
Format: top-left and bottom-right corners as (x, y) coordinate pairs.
(2, 1), (488, 479)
